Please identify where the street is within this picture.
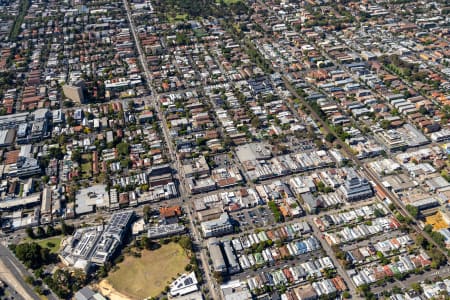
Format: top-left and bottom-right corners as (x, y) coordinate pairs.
(122, 0), (220, 297)
(0, 245), (41, 300)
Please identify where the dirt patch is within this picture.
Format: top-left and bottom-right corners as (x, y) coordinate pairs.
(96, 280), (133, 300)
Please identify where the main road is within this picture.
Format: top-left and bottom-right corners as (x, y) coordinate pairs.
(122, 1), (220, 299)
(0, 244), (41, 300)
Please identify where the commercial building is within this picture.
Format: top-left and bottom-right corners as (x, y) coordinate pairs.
(0, 194), (41, 211)
(375, 129), (407, 152)
(60, 211), (134, 272)
(201, 212), (233, 238)
(221, 280), (251, 300)
(7, 156), (41, 178)
(235, 143), (272, 163)
(182, 156), (210, 178)
(207, 238), (227, 273)
(431, 129), (450, 142)
(223, 239), (240, 274)
(0, 129), (15, 147)
(75, 185), (110, 215)
(339, 169), (373, 201)
(409, 197), (440, 211)
(147, 223), (185, 239)
(186, 177), (216, 194)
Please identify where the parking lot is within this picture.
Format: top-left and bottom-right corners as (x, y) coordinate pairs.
(231, 206), (276, 231)
(210, 153), (233, 168)
(287, 136), (316, 152)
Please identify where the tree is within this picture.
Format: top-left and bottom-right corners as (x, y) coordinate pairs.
(268, 201), (283, 223)
(213, 271), (223, 284)
(357, 283), (370, 296)
(26, 227), (35, 239)
(374, 208), (384, 218)
(325, 133), (336, 143)
(251, 116), (261, 129)
(380, 119), (391, 129)
(12, 243), (51, 269)
(46, 225), (56, 237)
(71, 150), (82, 164)
(431, 231), (446, 248)
(25, 275), (35, 286)
(116, 142), (130, 157)
(405, 204), (419, 219)
(34, 286), (44, 295)
(316, 181), (325, 192)
(143, 205), (151, 223)
(140, 184), (149, 192)
(60, 220), (74, 236)
(44, 268), (86, 298)
(98, 265), (108, 278)
(411, 282), (422, 293)
(415, 234), (426, 248)
(36, 226), (46, 238)
(179, 236), (192, 251)
(424, 224), (433, 233)
(49, 147), (64, 160)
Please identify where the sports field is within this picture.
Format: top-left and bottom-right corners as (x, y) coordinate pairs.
(106, 243), (189, 299)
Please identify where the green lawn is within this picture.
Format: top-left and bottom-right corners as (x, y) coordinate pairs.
(22, 236), (62, 254)
(107, 243), (189, 299)
(216, 0), (242, 4)
(168, 13), (188, 23)
(81, 162), (92, 179)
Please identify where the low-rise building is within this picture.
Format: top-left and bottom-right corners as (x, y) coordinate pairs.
(207, 238), (227, 273)
(169, 272), (199, 298)
(339, 169), (373, 201)
(201, 212), (233, 238)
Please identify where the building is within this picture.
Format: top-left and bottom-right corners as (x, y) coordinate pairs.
(147, 223), (185, 239)
(375, 130), (407, 152)
(74, 287), (106, 300)
(148, 164), (173, 187)
(223, 239), (240, 274)
(169, 272), (199, 297)
(40, 187), (52, 223)
(207, 238), (227, 273)
(235, 143), (272, 163)
(75, 185), (109, 215)
(220, 280), (251, 300)
(186, 177), (216, 194)
(7, 156), (41, 178)
(293, 284), (318, 300)
(302, 192), (319, 214)
(60, 211), (134, 272)
(159, 206), (182, 224)
(431, 129), (450, 142)
(63, 80), (85, 103)
(0, 129), (16, 147)
(339, 169), (373, 201)
(183, 156), (210, 178)
(409, 197), (440, 211)
(201, 213), (233, 238)
(0, 194), (41, 211)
